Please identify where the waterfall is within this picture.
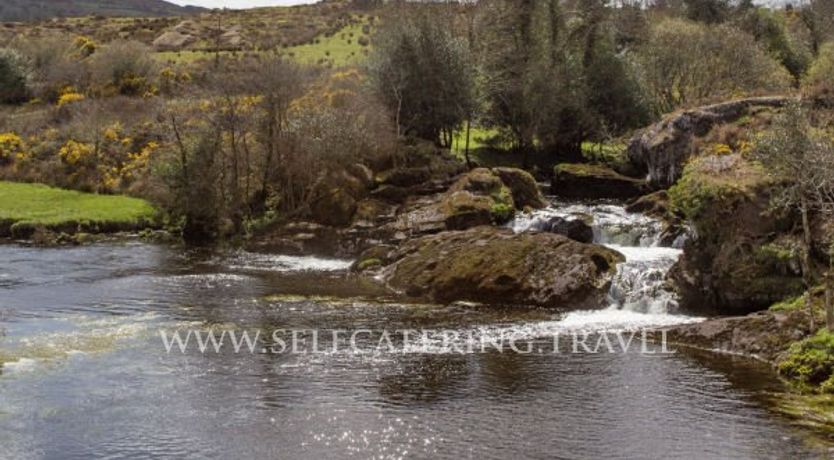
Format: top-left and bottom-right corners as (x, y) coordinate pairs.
(511, 201), (687, 317)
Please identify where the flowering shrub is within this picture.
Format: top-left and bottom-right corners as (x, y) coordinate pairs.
(58, 140), (95, 166)
(0, 132), (26, 165)
(57, 92), (85, 107)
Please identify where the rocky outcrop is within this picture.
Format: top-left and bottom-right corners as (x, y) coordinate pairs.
(660, 307), (818, 363)
(552, 163), (647, 199)
(668, 154), (805, 314)
(627, 96), (790, 189)
(152, 31), (197, 51)
(381, 226), (624, 308)
(389, 167), (546, 237)
(309, 166), (375, 227)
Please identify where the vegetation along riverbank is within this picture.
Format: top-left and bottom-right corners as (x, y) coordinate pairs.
(2, 0), (834, 451)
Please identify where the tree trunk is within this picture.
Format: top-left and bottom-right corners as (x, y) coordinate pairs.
(826, 276), (833, 333)
(827, 254), (834, 332)
(464, 119), (472, 169)
(800, 197), (816, 331)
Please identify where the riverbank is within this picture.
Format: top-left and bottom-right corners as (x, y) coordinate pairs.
(0, 181), (158, 242)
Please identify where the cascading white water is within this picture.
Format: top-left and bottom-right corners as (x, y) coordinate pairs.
(510, 200), (701, 329)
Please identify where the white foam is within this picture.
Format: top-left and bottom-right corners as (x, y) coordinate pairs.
(228, 252), (353, 272)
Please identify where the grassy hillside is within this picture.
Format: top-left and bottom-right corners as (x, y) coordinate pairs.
(0, 1), (372, 57)
(0, 0), (203, 22)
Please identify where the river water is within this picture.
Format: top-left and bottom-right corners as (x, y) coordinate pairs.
(0, 201), (829, 459)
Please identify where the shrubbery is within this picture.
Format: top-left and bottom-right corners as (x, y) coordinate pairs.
(803, 42), (834, 100)
(634, 18), (791, 114)
(0, 47), (31, 104)
(778, 330), (834, 393)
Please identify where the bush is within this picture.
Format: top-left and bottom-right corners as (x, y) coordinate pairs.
(0, 132), (26, 165)
(10, 36), (89, 103)
(778, 330), (834, 391)
(803, 42), (834, 99)
(0, 47), (31, 104)
(90, 41), (156, 96)
(634, 18), (792, 114)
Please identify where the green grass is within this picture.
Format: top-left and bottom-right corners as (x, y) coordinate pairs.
(286, 21), (371, 67)
(0, 181), (155, 227)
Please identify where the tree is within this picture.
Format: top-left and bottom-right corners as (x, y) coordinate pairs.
(574, 0), (651, 136)
(368, 5), (476, 147)
(800, 0), (834, 55)
(0, 47), (30, 104)
(683, 0), (732, 24)
(479, 0), (592, 160)
(803, 42), (834, 102)
(753, 102), (834, 331)
(634, 18), (791, 114)
(737, 7), (812, 80)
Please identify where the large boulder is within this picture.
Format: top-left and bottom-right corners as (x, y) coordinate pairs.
(384, 226), (624, 308)
(534, 216), (594, 244)
(552, 163), (647, 199)
(627, 96), (790, 189)
(310, 168), (373, 227)
(152, 31), (197, 51)
(668, 154), (804, 314)
(395, 168), (521, 233)
(492, 167), (547, 209)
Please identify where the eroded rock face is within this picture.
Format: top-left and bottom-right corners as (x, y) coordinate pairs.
(552, 163), (647, 199)
(384, 226), (624, 308)
(668, 157), (804, 314)
(627, 96), (790, 189)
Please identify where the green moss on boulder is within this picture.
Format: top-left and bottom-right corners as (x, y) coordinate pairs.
(668, 154), (804, 314)
(385, 226), (624, 308)
(553, 163), (647, 199)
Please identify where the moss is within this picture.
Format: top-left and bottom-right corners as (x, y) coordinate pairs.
(778, 330), (834, 391)
(770, 294), (807, 312)
(668, 154), (769, 222)
(490, 202), (514, 223)
(357, 258), (382, 271)
(555, 163), (616, 178)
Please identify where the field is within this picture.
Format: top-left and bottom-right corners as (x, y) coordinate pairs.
(0, 181), (155, 229)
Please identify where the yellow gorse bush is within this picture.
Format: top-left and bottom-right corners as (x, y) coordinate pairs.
(58, 140), (96, 166)
(57, 92), (85, 107)
(707, 143), (734, 156)
(0, 132), (27, 164)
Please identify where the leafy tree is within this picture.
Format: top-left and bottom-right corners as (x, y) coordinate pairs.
(800, 0), (834, 55)
(804, 42), (834, 101)
(0, 48), (31, 104)
(753, 103), (834, 331)
(368, 5), (476, 147)
(737, 7), (811, 80)
(634, 18), (791, 114)
(683, 0), (732, 24)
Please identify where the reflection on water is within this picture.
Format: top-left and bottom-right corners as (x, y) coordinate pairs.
(0, 242), (828, 459)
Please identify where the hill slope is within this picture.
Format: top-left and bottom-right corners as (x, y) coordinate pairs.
(0, 0), (204, 22)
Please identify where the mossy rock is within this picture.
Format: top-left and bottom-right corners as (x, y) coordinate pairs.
(492, 167), (547, 209)
(552, 163), (648, 199)
(385, 226), (624, 308)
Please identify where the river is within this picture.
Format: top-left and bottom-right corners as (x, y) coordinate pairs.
(0, 201), (829, 459)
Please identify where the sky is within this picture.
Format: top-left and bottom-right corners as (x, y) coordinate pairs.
(168, 0), (310, 8)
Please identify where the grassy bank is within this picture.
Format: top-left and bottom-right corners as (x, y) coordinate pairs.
(0, 181), (156, 238)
